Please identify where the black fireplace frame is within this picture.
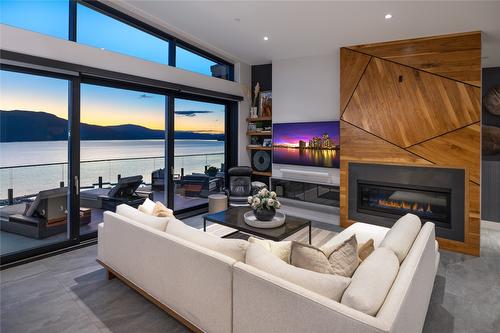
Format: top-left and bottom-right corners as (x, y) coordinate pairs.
(348, 162), (465, 242)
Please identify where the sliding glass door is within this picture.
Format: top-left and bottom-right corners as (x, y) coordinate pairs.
(79, 82), (167, 231)
(0, 69), (73, 259)
(173, 98), (226, 212)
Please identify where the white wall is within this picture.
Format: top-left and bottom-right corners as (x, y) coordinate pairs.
(234, 63), (252, 166)
(272, 53), (340, 184)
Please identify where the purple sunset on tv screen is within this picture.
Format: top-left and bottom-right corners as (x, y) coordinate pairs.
(272, 121), (340, 168)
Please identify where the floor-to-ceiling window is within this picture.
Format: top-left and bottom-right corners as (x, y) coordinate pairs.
(173, 98), (226, 211)
(0, 69), (72, 257)
(79, 83), (166, 231)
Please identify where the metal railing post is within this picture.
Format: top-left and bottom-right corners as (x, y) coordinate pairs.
(8, 189), (14, 205)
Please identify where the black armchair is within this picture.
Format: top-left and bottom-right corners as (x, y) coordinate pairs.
(225, 167), (266, 207)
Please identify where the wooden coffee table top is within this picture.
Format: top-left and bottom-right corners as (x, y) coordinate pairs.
(203, 206), (311, 242)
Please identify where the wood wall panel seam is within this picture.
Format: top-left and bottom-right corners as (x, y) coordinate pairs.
(343, 47), (481, 88)
(340, 48), (372, 117)
(405, 121), (481, 149)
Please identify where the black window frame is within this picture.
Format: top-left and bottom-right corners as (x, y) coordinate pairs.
(74, 0), (234, 81)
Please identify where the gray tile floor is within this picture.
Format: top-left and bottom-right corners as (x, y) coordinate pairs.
(1, 216), (499, 333)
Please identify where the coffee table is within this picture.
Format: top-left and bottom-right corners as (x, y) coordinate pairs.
(203, 206), (312, 244)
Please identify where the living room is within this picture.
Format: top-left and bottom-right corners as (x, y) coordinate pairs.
(1, 1), (499, 333)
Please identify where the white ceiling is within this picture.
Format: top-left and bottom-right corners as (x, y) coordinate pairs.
(120, 1), (500, 67)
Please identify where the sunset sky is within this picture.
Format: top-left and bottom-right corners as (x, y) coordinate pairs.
(0, 0), (225, 134)
(0, 70), (225, 134)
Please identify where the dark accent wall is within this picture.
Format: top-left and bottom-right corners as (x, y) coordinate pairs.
(482, 67), (500, 222)
(251, 64), (272, 99)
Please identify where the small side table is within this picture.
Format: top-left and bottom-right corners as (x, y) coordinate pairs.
(208, 193), (228, 213)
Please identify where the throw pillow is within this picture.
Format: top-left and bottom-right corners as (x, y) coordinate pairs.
(358, 239), (375, 261)
(245, 243), (351, 301)
(328, 235), (360, 277)
(153, 201), (174, 217)
(138, 198), (156, 215)
(290, 235), (360, 278)
(248, 237), (292, 263)
(166, 218), (248, 262)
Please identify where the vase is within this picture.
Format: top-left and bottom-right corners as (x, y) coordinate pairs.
(253, 207), (276, 221)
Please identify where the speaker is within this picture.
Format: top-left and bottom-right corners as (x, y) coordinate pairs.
(251, 150), (272, 172)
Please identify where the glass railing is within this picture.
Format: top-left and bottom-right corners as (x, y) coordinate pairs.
(0, 153), (224, 205)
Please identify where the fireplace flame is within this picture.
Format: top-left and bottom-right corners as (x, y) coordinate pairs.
(377, 199), (432, 214)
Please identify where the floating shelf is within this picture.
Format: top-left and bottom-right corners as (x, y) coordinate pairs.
(252, 171), (272, 177)
(246, 116), (272, 122)
(247, 145), (272, 151)
(247, 131), (272, 136)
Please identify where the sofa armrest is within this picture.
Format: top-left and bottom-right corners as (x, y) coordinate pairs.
(233, 262), (390, 333)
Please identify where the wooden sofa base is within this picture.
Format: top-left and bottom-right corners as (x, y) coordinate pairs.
(96, 259), (203, 333)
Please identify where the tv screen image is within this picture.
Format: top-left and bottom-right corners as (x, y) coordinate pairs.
(272, 121), (340, 168)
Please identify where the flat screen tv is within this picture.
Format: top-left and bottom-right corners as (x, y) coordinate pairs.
(273, 121), (340, 168)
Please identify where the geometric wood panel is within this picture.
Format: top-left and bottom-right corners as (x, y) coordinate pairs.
(342, 57), (480, 147)
(340, 48), (371, 114)
(408, 123), (481, 184)
(348, 31), (481, 87)
(340, 32), (481, 255)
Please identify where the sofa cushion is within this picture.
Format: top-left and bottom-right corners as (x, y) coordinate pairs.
(290, 235), (360, 277)
(248, 237), (292, 263)
(166, 218), (248, 261)
(380, 213), (422, 263)
(341, 247), (399, 316)
(152, 201), (174, 217)
(246, 243), (351, 301)
(115, 204), (170, 231)
(138, 198), (156, 215)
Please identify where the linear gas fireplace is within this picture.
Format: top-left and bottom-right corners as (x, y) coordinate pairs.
(348, 163), (465, 242)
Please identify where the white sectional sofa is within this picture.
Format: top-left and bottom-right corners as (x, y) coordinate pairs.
(97, 206), (439, 333)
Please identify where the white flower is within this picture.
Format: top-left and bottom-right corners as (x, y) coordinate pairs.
(247, 196), (253, 204)
(252, 197), (261, 206)
(270, 191), (277, 198)
(275, 201), (281, 209)
(259, 188), (269, 197)
(267, 198), (274, 206)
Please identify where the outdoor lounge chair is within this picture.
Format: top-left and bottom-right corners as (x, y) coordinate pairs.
(80, 175), (151, 211)
(0, 187), (91, 239)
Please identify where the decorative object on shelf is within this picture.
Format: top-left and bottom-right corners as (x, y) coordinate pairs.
(247, 122), (257, 132)
(262, 138), (272, 147)
(248, 188), (281, 221)
(243, 210), (286, 228)
(250, 107), (258, 118)
(259, 90), (272, 117)
(250, 82), (260, 119)
(251, 150), (272, 172)
(484, 86), (500, 116)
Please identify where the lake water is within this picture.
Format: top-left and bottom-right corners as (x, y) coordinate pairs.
(0, 140), (224, 200)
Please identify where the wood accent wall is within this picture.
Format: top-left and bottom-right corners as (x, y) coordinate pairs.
(340, 31), (481, 256)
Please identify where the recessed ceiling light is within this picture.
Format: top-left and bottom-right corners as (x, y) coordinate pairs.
(263, 36), (269, 41)
(385, 13), (392, 19)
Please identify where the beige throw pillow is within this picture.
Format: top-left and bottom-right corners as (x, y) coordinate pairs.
(248, 237), (292, 263)
(153, 201), (174, 217)
(358, 239), (375, 261)
(290, 235), (360, 277)
(328, 235), (360, 277)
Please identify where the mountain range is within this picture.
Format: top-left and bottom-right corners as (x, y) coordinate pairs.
(0, 110), (224, 142)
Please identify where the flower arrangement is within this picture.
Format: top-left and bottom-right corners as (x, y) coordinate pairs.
(248, 188), (281, 221)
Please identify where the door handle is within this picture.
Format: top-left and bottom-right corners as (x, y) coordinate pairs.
(74, 176), (79, 195)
